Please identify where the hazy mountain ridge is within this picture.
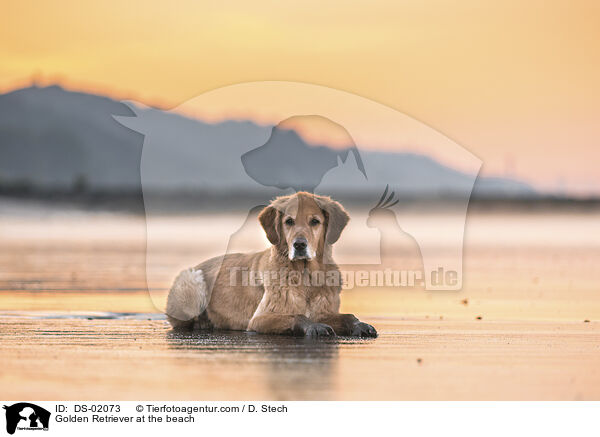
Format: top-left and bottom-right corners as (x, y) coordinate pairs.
(0, 85), (143, 191)
(0, 85), (535, 198)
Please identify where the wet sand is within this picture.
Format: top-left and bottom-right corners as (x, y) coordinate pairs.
(1, 205), (599, 400)
(1, 316), (599, 400)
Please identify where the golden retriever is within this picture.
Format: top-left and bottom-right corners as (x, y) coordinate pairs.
(166, 192), (377, 338)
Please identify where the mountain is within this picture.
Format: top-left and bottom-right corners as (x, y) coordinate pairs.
(0, 85), (142, 190)
(0, 85), (536, 199)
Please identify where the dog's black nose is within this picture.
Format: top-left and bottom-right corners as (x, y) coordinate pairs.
(293, 238), (307, 252)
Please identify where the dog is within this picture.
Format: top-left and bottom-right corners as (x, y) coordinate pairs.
(166, 191), (377, 338)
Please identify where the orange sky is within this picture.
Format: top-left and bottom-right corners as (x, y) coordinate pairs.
(2, 0), (600, 194)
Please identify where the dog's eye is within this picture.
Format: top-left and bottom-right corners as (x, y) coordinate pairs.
(310, 218), (320, 226)
(285, 218), (295, 226)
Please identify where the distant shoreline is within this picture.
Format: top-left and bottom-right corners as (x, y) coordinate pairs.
(2, 190), (599, 215)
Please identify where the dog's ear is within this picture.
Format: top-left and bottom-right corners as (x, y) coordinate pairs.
(258, 205), (280, 246)
(320, 197), (350, 244)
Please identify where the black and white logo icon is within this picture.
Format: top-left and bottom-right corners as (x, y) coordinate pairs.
(3, 403), (50, 435)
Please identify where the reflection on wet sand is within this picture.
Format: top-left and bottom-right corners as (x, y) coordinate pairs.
(166, 330), (341, 400)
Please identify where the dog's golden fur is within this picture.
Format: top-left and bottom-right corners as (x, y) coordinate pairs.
(166, 192), (377, 337)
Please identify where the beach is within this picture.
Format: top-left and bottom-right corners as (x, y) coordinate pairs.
(1, 316), (599, 400)
(1, 201), (599, 400)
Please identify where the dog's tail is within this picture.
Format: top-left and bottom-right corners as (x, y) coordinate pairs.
(166, 268), (210, 330)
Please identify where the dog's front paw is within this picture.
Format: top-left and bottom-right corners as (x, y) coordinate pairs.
(351, 322), (378, 338)
(304, 323), (336, 338)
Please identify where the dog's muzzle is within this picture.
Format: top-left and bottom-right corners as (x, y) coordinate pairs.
(290, 237), (310, 260)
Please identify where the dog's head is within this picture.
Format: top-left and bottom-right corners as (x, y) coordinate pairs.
(258, 192), (349, 262)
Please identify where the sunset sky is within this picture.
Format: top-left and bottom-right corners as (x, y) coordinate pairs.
(2, 0), (599, 194)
